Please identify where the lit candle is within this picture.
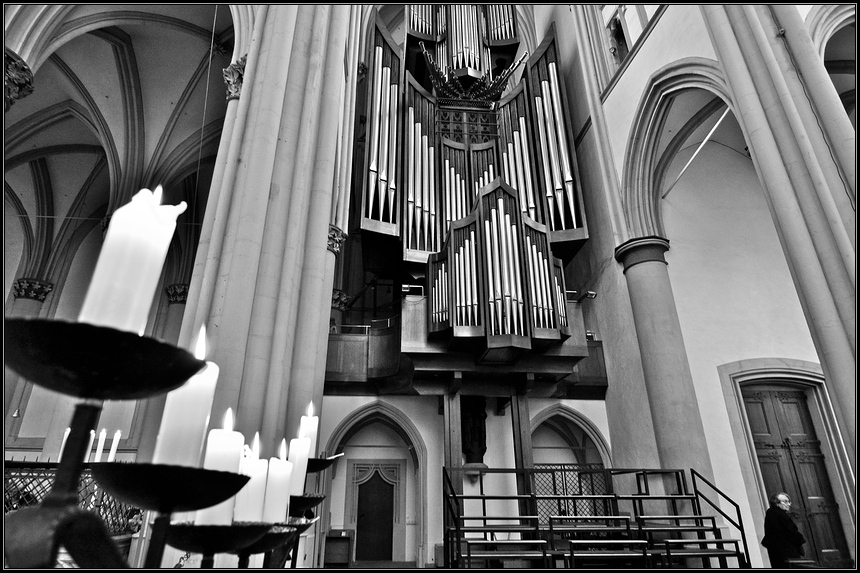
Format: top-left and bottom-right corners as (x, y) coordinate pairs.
(298, 402), (320, 457)
(107, 430), (122, 462)
(262, 439), (293, 523)
(152, 326), (219, 467)
(287, 437), (311, 497)
(93, 428), (107, 462)
(84, 430), (95, 462)
(195, 409), (245, 525)
(234, 433), (269, 523)
(57, 427), (71, 463)
(77, 186), (187, 335)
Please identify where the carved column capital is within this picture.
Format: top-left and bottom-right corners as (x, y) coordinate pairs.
(614, 235), (670, 272)
(327, 225), (347, 255)
(13, 278), (53, 302)
(165, 283), (189, 304)
(5, 50), (34, 113)
(223, 55), (247, 102)
(331, 289), (352, 311)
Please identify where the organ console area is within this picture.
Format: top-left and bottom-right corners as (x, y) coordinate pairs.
(355, 5), (589, 365)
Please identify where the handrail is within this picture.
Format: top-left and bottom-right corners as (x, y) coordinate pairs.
(442, 468), (461, 568)
(690, 468), (750, 568)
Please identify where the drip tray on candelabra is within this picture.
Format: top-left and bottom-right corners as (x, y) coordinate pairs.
(307, 453), (343, 473)
(166, 522), (272, 556)
(90, 463), (249, 514)
(229, 524), (298, 556)
(288, 494), (325, 518)
(4, 318), (206, 400)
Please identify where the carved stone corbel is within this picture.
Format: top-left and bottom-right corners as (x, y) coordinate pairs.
(165, 284), (189, 304)
(327, 225), (347, 255)
(5, 50), (34, 112)
(13, 278), (53, 302)
(223, 55), (247, 102)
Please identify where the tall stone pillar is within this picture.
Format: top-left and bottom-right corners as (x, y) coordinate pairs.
(5, 279), (52, 419)
(701, 6), (855, 469)
(614, 237), (714, 477)
(176, 5), (351, 456)
(136, 284), (190, 462)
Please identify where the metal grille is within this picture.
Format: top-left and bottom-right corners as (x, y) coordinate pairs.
(4, 463), (142, 536)
(533, 463), (610, 524)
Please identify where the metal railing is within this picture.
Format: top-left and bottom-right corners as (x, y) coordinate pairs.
(691, 468), (751, 568)
(4, 461), (143, 536)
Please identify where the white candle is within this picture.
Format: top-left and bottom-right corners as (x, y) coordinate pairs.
(287, 437), (311, 497)
(233, 433), (268, 523)
(262, 439), (293, 523)
(107, 430), (122, 462)
(57, 427), (71, 463)
(84, 430), (95, 462)
(194, 409), (245, 525)
(93, 428), (107, 462)
(298, 402), (320, 458)
(78, 186), (187, 335)
(152, 326), (219, 467)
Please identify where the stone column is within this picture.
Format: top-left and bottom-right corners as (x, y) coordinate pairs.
(136, 284), (189, 462)
(614, 237), (714, 477)
(175, 5), (351, 456)
(5, 279), (52, 418)
(701, 5), (855, 468)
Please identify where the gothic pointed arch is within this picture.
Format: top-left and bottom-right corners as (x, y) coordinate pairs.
(324, 399), (428, 565)
(806, 4), (856, 59)
(530, 403), (612, 466)
(621, 57), (734, 238)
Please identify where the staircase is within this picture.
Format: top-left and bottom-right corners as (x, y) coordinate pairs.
(443, 466), (752, 568)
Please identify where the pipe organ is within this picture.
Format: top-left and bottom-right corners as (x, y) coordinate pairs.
(357, 7), (587, 362)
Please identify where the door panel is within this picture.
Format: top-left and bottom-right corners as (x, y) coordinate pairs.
(743, 386), (852, 568)
(355, 472), (394, 561)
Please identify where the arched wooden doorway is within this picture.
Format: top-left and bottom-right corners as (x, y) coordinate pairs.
(742, 384), (852, 568)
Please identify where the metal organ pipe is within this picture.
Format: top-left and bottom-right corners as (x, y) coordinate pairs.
(484, 219), (497, 334)
(534, 97), (555, 231)
(367, 47), (383, 219)
(518, 116), (537, 220)
(407, 106), (415, 246)
(377, 66), (391, 219)
(548, 63), (576, 228)
(387, 83), (398, 223)
(541, 81), (566, 228)
(429, 145), (436, 251)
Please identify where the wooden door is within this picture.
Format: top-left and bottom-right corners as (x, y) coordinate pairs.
(355, 471), (394, 561)
(742, 386), (852, 568)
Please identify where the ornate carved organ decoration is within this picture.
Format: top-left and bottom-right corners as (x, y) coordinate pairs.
(357, 7), (587, 362)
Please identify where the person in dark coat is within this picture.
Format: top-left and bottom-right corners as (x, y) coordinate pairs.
(762, 492), (806, 568)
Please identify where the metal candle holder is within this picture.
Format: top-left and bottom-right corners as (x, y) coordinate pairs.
(166, 522), (272, 568)
(90, 462), (251, 568)
(2, 318), (222, 569)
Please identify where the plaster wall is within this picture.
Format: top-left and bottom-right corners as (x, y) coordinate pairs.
(602, 5), (717, 184)
(662, 140), (818, 567)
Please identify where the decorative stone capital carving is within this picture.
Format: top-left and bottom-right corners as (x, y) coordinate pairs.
(332, 289), (352, 311)
(5, 51), (34, 113)
(13, 278), (53, 302)
(223, 55), (247, 102)
(327, 225), (347, 255)
(165, 283), (189, 304)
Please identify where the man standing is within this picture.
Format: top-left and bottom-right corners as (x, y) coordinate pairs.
(762, 492), (807, 568)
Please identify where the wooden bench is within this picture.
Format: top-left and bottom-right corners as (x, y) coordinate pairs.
(567, 539), (650, 569)
(463, 539), (549, 568)
(651, 538), (747, 568)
